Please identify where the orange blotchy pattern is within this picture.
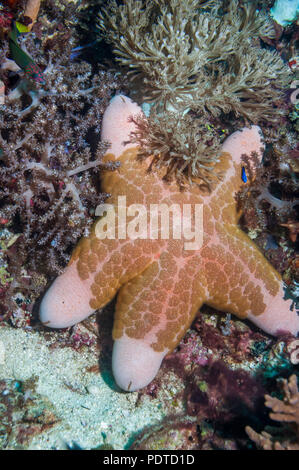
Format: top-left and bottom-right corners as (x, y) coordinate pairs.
(70, 147), (281, 353)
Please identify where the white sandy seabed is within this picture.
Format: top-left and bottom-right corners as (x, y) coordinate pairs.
(0, 325), (168, 450)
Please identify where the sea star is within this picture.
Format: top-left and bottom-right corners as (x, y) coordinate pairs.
(40, 95), (299, 391)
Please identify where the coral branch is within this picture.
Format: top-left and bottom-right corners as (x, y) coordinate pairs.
(246, 375), (299, 450)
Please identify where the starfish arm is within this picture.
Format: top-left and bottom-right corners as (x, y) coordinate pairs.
(202, 226), (299, 336)
(39, 224), (160, 328)
(112, 248), (207, 391)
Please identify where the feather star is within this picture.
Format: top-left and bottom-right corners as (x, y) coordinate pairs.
(40, 95), (299, 391)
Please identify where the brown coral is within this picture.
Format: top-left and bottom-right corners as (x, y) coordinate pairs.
(98, 0), (288, 120)
(0, 0), (123, 324)
(129, 111), (223, 189)
(246, 374), (299, 450)
(97, 0), (291, 184)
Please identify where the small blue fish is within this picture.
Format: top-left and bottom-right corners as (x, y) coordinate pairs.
(70, 42), (96, 60)
(241, 166), (247, 183)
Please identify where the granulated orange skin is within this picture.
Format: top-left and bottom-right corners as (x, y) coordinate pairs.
(69, 143), (282, 354)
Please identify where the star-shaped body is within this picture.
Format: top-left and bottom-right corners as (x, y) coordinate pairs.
(40, 95), (299, 391)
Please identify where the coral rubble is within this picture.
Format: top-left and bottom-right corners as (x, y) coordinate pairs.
(98, 0), (286, 120)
